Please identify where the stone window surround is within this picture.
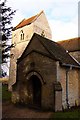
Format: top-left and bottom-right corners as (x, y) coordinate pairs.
(20, 30), (24, 40)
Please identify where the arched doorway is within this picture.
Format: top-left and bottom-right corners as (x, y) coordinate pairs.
(30, 75), (42, 107)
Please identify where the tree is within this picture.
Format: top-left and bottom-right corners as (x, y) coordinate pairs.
(0, 0), (16, 77)
(1, 0), (16, 63)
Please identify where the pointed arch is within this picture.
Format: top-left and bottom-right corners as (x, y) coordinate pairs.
(20, 30), (24, 40)
(26, 71), (45, 85)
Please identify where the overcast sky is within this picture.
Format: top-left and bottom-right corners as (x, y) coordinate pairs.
(6, 0), (79, 41)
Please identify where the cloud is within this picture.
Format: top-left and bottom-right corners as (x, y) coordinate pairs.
(49, 2), (78, 21)
(49, 18), (78, 41)
(7, 0), (78, 18)
(11, 11), (25, 27)
(6, 0), (78, 41)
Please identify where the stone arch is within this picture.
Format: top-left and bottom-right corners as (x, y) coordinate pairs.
(26, 71), (45, 85)
(26, 71), (45, 107)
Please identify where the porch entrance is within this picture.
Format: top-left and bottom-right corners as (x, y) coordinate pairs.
(30, 75), (42, 107)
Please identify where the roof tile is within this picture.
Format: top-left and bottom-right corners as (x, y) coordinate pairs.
(13, 11), (44, 31)
(58, 37), (80, 52)
(19, 33), (80, 68)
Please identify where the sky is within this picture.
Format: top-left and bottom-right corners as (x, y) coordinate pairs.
(6, 0), (79, 41)
(1, 0), (79, 75)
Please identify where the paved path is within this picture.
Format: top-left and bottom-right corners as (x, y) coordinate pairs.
(2, 102), (53, 119)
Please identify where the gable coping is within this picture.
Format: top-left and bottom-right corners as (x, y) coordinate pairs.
(13, 11), (44, 31)
(17, 33), (80, 69)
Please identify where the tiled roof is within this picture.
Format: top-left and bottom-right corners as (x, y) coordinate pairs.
(13, 11), (44, 31)
(58, 37), (80, 52)
(19, 33), (80, 68)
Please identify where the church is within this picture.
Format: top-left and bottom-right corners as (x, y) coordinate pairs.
(9, 11), (80, 111)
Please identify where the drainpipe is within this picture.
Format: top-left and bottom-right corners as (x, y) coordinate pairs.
(66, 68), (69, 109)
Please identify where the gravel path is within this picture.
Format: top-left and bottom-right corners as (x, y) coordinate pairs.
(2, 101), (53, 119)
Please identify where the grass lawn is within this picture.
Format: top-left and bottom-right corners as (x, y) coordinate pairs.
(2, 84), (11, 101)
(0, 83), (2, 101)
(50, 108), (80, 119)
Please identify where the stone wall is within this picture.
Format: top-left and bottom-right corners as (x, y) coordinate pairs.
(12, 23), (34, 45)
(58, 65), (79, 109)
(12, 51), (57, 110)
(78, 69), (80, 105)
(33, 12), (52, 39)
(11, 50), (80, 110)
(69, 51), (80, 105)
(9, 24), (34, 89)
(9, 11), (52, 88)
(69, 51), (80, 63)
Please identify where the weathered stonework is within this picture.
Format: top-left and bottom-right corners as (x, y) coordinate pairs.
(12, 52), (62, 110)
(9, 11), (80, 111)
(69, 51), (80, 63)
(58, 38), (80, 108)
(10, 33), (80, 111)
(58, 65), (79, 109)
(9, 11), (52, 89)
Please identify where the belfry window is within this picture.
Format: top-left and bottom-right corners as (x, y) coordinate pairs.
(20, 30), (24, 40)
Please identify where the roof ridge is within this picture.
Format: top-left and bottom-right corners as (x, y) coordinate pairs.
(13, 11), (44, 31)
(18, 33), (80, 68)
(58, 37), (80, 43)
(13, 19), (25, 30)
(28, 10), (44, 23)
(36, 35), (57, 60)
(35, 33), (80, 67)
(58, 37), (80, 52)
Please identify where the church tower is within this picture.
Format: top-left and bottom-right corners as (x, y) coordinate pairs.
(9, 11), (52, 89)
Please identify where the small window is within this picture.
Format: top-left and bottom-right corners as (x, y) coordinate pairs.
(20, 30), (24, 40)
(41, 30), (45, 37)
